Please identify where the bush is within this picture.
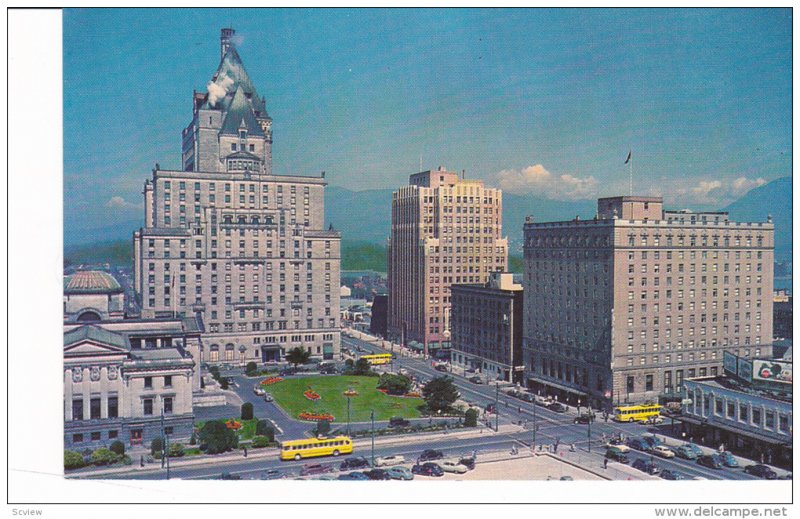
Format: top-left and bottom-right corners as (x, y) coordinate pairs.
(90, 447), (119, 466)
(199, 420), (239, 454)
(245, 361), (258, 376)
(168, 443), (185, 457)
(314, 420), (331, 437)
(64, 450), (85, 470)
(251, 435), (271, 448)
(220, 378), (229, 390)
(255, 420), (275, 441)
(109, 440), (125, 456)
(190, 432), (197, 445)
(150, 437), (164, 456)
(241, 402), (254, 420)
(464, 408), (479, 427)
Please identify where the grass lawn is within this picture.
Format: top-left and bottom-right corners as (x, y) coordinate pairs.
(194, 418), (260, 440)
(264, 376), (424, 423)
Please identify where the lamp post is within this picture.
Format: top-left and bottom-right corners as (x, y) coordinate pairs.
(370, 410), (375, 467)
(495, 383), (500, 432)
(160, 409), (170, 480)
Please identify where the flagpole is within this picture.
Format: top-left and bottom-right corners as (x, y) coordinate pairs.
(629, 155), (633, 196)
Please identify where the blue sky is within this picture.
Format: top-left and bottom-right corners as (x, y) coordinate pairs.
(63, 8), (791, 237)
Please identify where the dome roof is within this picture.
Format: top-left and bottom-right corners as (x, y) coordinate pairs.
(64, 271), (123, 295)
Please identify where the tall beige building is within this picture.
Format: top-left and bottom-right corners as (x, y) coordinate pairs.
(523, 196), (774, 409)
(133, 29), (341, 364)
(388, 167), (508, 355)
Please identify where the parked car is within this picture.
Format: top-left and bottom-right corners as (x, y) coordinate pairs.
(744, 464), (777, 479)
(717, 451), (739, 468)
(337, 471), (370, 481)
(437, 460), (468, 474)
(340, 457), (370, 471)
(625, 438), (651, 451)
(418, 449), (444, 462)
(320, 365), (338, 375)
(683, 443), (704, 458)
(605, 437), (626, 448)
(300, 463), (332, 476)
(469, 375), (484, 384)
(374, 455), (405, 467)
(780, 472), (793, 480)
(671, 445), (698, 460)
(388, 417), (410, 428)
(386, 466), (415, 480)
(547, 402), (567, 413)
(260, 469), (283, 480)
(363, 469), (392, 480)
(253, 385), (265, 396)
(659, 469), (686, 480)
(560, 476), (574, 481)
(697, 455), (723, 470)
(632, 458), (660, 475)
(411, 462), (444, 477)
(605, 447), (630, 464)
(434, 364), (449, 372)
(219, 472), (241, 480)
(574, 414), (594, 424)
(641, 434), (664, 448)
(458, 457), (476, 470)
(263, 393), (274, 402)
(651, 445), (676, 459)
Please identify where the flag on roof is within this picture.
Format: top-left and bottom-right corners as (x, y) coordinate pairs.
(624, 151), (632, 164)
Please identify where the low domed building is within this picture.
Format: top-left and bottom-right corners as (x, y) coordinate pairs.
(63, 271), (125, 322)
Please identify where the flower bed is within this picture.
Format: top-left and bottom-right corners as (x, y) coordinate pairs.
(225, 419), (242, 430)
(304, 390), (321, 401)
(343, 389), (359, 397)
(261, 377), (284, 385)
(299, 412), (335, 422)
(405, 392), (422, 398)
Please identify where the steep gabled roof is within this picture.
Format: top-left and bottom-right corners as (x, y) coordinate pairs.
(204, 46), (268, 117)
(64, 325), (130, 351)
(220, 85), (265, 136)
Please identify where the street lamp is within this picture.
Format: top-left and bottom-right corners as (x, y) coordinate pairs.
(343, 388), (357, 436)
(160, 408), (170, 480)
(370, 410), (375, 467)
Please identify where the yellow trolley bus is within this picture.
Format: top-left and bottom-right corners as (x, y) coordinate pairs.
(360, 353), (393, 365)
(279, 436), (354, 461)
(613, 404), (662, 423)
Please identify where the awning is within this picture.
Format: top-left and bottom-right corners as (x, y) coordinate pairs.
(678, 414), (791, 446)
(407, 341), (424, 351)
(526, 375), (588, 397)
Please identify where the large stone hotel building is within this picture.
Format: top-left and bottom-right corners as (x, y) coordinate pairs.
(388, 167), (508, 355)
(523, 196), (774, 409)
(134, 29), (341, 364)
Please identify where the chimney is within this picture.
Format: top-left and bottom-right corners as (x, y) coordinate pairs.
(220, 27), (235, 60)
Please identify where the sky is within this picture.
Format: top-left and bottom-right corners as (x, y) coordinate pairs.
(63, 8), (792, 237)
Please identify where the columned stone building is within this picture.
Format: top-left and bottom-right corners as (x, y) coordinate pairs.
(523, 196), (774, 409)
(133, 28), (341, 364)
(388, 167), (508, 356)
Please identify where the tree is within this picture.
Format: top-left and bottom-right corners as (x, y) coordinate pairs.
(343, 358), (355, 374)
(314, 420), (331, 437)
(422, 376), (460, 413)
(378, 373), (412, 395)
(109, 440), (125, 456)
(256, 420), (275, 442)
(286, 347), (311, 370)
(150, 437), (164, 456)
(464, 408), (479, 427)
(354, 358), (372, 376)
(241, 402), (254, 420)
(199, 420), (239, 454)
(64, 450), (85, 470)
(245, 361), (258, 376)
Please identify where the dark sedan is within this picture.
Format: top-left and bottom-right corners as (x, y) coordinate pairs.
(632, 458), (660, 475)
(418, 449), (444, 462)
(659, 469), (686, 480)
(547, 402), (567, 413)
(411, 462), (445, 477)
(697, 455), (724, 470)
(340, 456), (370, 471)
(744, 464), (778, 479)
(338, 471), (370, 481)
(574, 414), (594, 424)
(363, 469), (392, 480)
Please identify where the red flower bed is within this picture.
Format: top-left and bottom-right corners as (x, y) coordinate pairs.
(299, 412), (335, 422)
(261, 377), (283, 385)
(376, 388), (389, 394)
(304, 390), (321, 401)
(405, 392), (422, 398)
(225, 419), (242, 430)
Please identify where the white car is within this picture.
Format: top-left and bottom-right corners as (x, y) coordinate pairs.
(374, 455), (405, 467)
(263, 393), (274, 402)
(253, 385), (265, 396)
(651, 445), (675, 459)
(437, 460), (468, 474)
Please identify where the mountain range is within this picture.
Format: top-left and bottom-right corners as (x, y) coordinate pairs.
(64, 176), (792, 263)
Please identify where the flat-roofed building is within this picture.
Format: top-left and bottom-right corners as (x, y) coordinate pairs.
(451, 272), (524, 383)
(523, 195), (774, 409)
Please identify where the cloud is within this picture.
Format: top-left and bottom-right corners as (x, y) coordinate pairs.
(207, 74), (234, 107)
(495, 164), (598, 200)
(105, 196), (141, 210)
(655, 176), (767, 207)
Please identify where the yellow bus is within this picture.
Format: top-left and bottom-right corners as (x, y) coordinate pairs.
(279, 436), (354, 461)
(360, 353), (392, 365)
(613, 404), (662, 423)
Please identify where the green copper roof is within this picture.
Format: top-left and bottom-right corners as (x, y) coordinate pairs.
(204, 46), (269, 117)
(220, 85), (265, 137)
(64, 325), (129, 350)
(64, 271), (123, 294)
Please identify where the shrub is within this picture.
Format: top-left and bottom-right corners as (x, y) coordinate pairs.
(464, 408), (479, 427)
(64, 450), (85, 470)
(255, 420), (275, 441)
(251, 435), (271, 448)
(168, 443), (185, 457)
(241, 402), (254, 420)
(150, 437), (164, 456)
(190, 432), (197, 445)
(220, 378), (229, 390)
(199, 420), (239, 454)
(109, 440), (125, 456)
(314, 420), (331, 437)
(245, 361), (258, 376)
(90, 447), (119, 466)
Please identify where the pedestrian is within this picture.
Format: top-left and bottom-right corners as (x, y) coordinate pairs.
(140, 455), (144, 468)
(244, 447), (248, 457)
(604, 458), (608, 470)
